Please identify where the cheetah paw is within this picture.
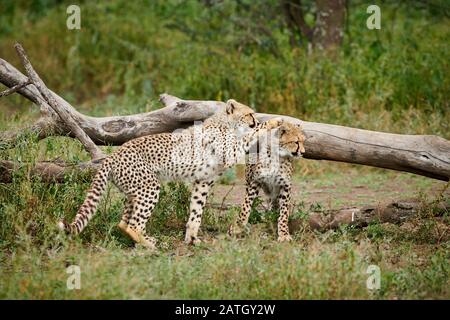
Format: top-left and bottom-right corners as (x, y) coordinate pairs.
(228, 224), (242, 236)
(228, 223), (250, 238)
(184, 234), (202, 245)
(139, 235), (157, 250)
(118, 225), (141, 243)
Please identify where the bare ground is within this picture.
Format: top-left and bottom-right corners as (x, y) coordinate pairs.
(209, 166), (449, 211)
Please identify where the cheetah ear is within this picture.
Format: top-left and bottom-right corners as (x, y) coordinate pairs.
(226, 99), (236, 115)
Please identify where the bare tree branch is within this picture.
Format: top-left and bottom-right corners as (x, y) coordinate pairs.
(0, 159), (99, 183)
(13, 43), (105, 161)
(0, 79), (31, 97)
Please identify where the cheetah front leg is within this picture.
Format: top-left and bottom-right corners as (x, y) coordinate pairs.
(228, 181), (259, 237)
(185, 180), (214, 245)
(277, 183), (292, 242)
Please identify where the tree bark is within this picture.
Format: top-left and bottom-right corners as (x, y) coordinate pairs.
(313, 0), (346, 50)
(281, 0), (347, 51)
(1, 57), (449, 183)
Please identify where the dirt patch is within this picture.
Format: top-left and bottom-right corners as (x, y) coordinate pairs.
(209, 171), (449, 210)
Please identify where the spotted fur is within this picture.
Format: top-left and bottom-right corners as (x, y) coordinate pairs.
(58, 99), (279, 249)
(229, 120), (306, 242)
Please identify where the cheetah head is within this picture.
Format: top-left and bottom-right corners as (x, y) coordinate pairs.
(273, 121), (306, 158)
(225, 99), (258, 131)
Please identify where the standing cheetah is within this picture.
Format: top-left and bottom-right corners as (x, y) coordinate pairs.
(229, 120), (306, 242)
(58, 99), (281, 249)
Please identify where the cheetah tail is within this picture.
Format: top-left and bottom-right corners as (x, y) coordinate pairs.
(58, 157), (113, 235)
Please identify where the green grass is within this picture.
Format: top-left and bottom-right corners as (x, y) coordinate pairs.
(0, 148), (448, 299)
(0, 215), (448, 299)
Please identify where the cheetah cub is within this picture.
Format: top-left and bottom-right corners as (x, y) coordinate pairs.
(58, 99), (281, 249)
(229, 120), (306, 242)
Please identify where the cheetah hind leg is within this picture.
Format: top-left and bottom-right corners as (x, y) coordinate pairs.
(117, 198), (145, 244)
(117, 198), (133, 238)
(228, 181), (259, 237)
(125, 183), (160, 250)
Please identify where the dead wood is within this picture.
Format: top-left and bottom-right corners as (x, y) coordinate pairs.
(291, 197), (450, 231)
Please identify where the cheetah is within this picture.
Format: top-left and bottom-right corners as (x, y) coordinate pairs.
(228, 120), (306, 242)
(58, 99), (282, 249)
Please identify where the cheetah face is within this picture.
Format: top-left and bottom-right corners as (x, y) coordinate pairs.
(274, 121), (306, 158)
(225, 99), (258, 132)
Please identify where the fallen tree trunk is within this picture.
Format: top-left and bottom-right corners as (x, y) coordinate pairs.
(1, 54), (449, 182)
(209, 197), (449, 231)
